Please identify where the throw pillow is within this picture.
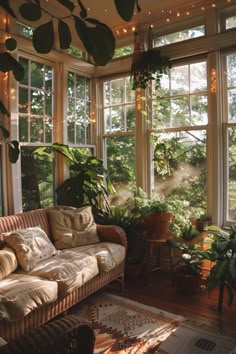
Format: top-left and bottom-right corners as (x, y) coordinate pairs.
(3, 226), (57, 272)
(0, 247), (18, 280)
(47, 206), (100, 249)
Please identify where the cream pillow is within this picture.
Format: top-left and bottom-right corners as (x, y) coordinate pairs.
(0, 247), (18, 280)
(3, 226), (57, 272)
(47, 206), (100, 249)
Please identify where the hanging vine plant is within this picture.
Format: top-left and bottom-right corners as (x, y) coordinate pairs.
(131, 28), (172, 90)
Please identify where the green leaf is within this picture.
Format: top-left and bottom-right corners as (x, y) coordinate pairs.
(0, 0), (17, 18)
(74, 16), (94, 55)
(8, 140), (20, 163)
(0, 101), (10, 117)
(19, 2), (42, 21)
(114, 0), (136, 21)
(0, 125), (10, 139)
(76, 0), (87, 18)
(58, 20), (72, 49)
(5, 37), (17, 51)
(12, 58), (25, 81)
(57, 0), (75, 12)
(85, 20), (115, 66)
(52, 142), (77, 163)
(33, 21), (54, 54)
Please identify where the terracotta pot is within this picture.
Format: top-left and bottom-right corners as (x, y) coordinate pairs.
(175, 272), (201, 295)
(143, 212), (172, 239)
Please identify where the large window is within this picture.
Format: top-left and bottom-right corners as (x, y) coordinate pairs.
(224, 53), (236, 222)
(103, 77), (136, 200)
(151, 60), (208, 215)
(18, 57), (55, 211)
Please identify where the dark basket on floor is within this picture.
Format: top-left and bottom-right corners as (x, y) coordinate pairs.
(0, 315), (95, 354)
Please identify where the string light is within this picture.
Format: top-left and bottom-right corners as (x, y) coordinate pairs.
(210, 68), (217, 93)
(114, 0), (230, 36)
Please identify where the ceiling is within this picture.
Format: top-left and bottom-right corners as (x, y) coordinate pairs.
(8, 0), (234, 48)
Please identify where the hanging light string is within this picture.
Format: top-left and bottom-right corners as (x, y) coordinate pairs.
(114, 0), (233, 36)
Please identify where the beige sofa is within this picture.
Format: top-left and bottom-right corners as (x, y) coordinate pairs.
(0, 207), (127, 342)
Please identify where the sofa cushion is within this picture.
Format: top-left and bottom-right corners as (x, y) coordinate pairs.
(47, 206), (100, 249)
(23, 251), (99, 297)
(70, 242), (126, 272)
(0, 273), (58, 321)
(0, 247), (18, 280)
(3, 226), (57, 272)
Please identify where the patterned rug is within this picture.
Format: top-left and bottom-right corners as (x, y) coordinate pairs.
(69, 291), (185, 353)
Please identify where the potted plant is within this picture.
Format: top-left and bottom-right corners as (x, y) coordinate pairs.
(195, 212), (211, 232)
(132, 189), (191, 239)
(42, 143), (115, 214)
(203, 224), (236, 312)
(95, 205), (145, 278)
(168, 225), (209, 295)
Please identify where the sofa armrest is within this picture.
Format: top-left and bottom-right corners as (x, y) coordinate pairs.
(96, 224), (127, 251)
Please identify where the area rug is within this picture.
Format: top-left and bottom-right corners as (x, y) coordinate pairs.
(69, 291), (185, 353)
(69, 291), (236, 353)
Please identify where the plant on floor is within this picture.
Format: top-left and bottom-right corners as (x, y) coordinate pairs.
(47, 143), (115, 214)
(95, 204), (145, 264)
(203, 224), (236, 311)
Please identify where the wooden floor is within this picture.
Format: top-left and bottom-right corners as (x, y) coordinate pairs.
(109, 270), (236, 334)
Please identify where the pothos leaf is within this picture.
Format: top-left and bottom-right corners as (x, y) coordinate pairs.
(74, 17), (115, 66)
(76, 0), (87, 18)
(33, 21), (54, 54)
(0, 0), (17, 18)
(114, 0), (136, 21)
(19, 2), (42, 21)
(8, 140), (20, 163)
(0, 125), (10, 139)
(58, 20), (72, 49)
(0, 101), (10, 117)
(57, 0), (75, 12)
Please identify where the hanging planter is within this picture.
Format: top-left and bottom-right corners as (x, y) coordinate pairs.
(131, 28), (172, 90)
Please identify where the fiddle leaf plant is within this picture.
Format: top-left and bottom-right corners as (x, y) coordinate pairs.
(51, 143), (115, 214)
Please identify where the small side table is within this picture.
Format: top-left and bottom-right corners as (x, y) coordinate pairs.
(143, 237), (174, 280)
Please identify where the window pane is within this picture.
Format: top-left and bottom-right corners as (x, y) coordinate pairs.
(226, 15), (236, 30)
(67, 72), (91, 145)
(18, 57), (54, 143)
(227, 127), (236, 220)
(16, 22), (33, 39)
(227, 54), (236, 87)
(21, 147), (54, 211)
(113, 45), (134, 58)
(153, 61), (208, 128)
(154, 25), (205, 47)
(106, 136), (135, 200)
(103, 77), (135, 133)
(228, 90), (236, 123)
(153, 130), (207, 215)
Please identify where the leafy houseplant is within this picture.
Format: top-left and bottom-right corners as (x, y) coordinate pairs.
(204, 224), (236, 312)
(132, 189), (191, 239)
(50, 143), (115, 214)
(168, 225), (208, 295)
(131, 28), (171, 90)
(95, 205), (145, 266)
(195, 213), (211, 232)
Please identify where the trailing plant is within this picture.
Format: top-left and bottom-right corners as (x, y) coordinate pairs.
(49, 143), (115, 213)
(203, 224), (236, 311)
(0, 38), (23, 163)
(1, 0), (141, 66)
